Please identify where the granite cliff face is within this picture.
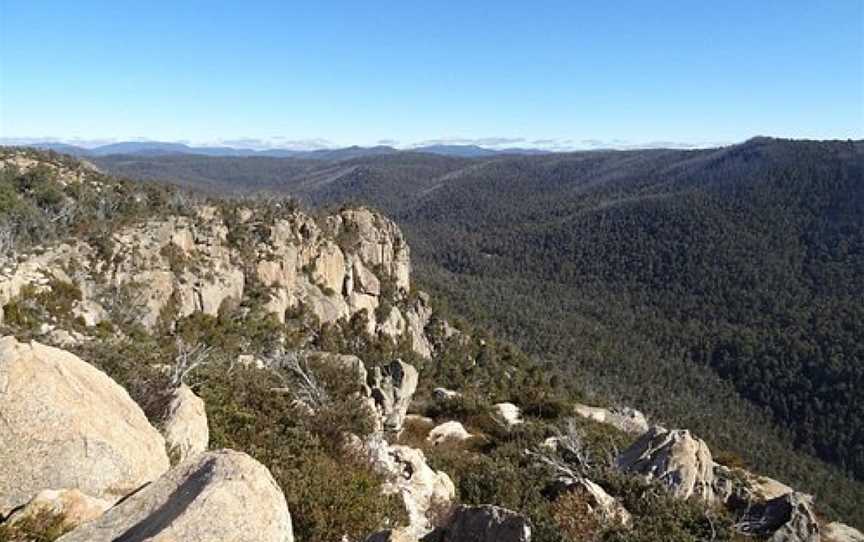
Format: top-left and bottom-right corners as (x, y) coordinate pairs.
(0, 150), (435, 358)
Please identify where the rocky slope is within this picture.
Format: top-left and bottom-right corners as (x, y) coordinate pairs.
(1, 149), (862, 541)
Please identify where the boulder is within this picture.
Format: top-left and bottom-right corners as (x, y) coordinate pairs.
(161, 384), (209, 464)
(433, 387), (461, 401)
(616, 427), (714, 501)
(737, 492), (819, 542)
(428, 505), (531, 542)
(573, 403), (650, 435)
(58, 449), (293, 542)
(713, 464), (793, 509)
(352, 258), (381, 296)
(379, 307), (407, 339)
(296, 275), (350, 323)
(5, 489), (111, 533)
(824, 522), (864, 542)
(427, 421), (473, 445)
(369, 359), (419, 432)
(492, 402), (523, 428)
(0, 337), (170, 516)
(365, 436), (455, 539)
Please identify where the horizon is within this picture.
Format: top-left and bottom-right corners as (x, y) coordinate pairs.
(3, 135), (863, 156)
(1, 2), (862, 149)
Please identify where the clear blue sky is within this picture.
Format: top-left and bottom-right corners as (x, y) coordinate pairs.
(0, 1), (861, 149)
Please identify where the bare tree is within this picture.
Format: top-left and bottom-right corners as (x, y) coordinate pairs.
(266, 350), (329, 410)
(170, 338), (213, 387)
(525, 418), (616, 480)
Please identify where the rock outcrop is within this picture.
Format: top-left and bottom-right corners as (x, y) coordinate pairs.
(369, 359), (419, 432)
(427, 421), (473, 445)
(713, 464), (793, 509)
(365, 436), (455, 539)
(427, 505), (531, 542)
(573, 403), (650, 435)
(161, 384), (209, 464)
(616, 427), (714, 501)
(0, 198), (441, 358)
(737, 492), (819, 542)
(0, 337), (169, 516)
(58, 449), (293, 542)
(492, 402), (523, 427)
(824, 522), (864, 542)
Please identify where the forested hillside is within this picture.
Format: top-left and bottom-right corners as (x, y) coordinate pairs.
(94, 138), (864, 524)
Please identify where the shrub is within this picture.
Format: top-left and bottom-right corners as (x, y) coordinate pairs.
(0, 509), (71, 542)
(549, 491), (602, 542)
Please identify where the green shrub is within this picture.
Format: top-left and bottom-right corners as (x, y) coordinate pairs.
(0, 509), (71, 542)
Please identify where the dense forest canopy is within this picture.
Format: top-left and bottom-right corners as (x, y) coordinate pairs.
(96, 137), (864, 522)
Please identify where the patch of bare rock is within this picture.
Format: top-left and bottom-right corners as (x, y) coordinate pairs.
(0, 336), (170, 516)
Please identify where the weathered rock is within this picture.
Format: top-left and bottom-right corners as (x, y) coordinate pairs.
(72, 299), (107, 327)
(573, 403), (650, 435)
(492, 402), (523, 427)
(824, 522), (864, 542)
(335, 208), (411, 292)
(46, 327), (86, 347)
(0, 337), (170, 516)
(365, 436), (455, 539)
(161, 384), (209, 464)
(5, 489), (111, 533)
(428, 505), (531, 542)
(433, 387), (461, 401)
(311, 241), (346, 294)
(404, 294), (434, 357)
(58, 449), (293, 542)
(369, 359), (419, 432)
(427, 421), (473, 445)
(737, 492), (819, 542)
(296, 275), (350, 324)
(352, 257), (381, 296)
(616, 427), (714, 501)
(713, 464), (793, 509)
(379, 306), (407, 339)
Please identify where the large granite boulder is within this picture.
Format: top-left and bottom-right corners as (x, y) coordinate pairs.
(427, 421), (473, 445)
(0, 337), (170, 516)
(737, 492), (819, 542)
(369, 359), (419, 432)
(573, 403), (650, 435)
(161, 384), (209, 464)
(365, 436), (455, 539)
(58, 450), (293, 542)
(824, 522), (864, 542)
(492, 402), (523, 428)
(712, 464), (793, 509)
(427, 505), (531, 542)
(616, 427), (714, 501)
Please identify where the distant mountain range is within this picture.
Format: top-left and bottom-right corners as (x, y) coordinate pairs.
(10, 141), (552, 160)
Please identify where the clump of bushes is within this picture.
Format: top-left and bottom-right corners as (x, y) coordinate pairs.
(0, 509), (71, 542)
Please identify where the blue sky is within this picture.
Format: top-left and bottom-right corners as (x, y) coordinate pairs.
(0, 1), (861, 150)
